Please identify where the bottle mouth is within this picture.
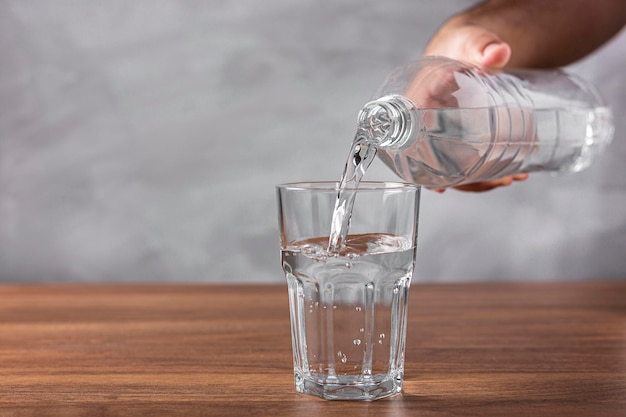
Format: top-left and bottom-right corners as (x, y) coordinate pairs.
(356, 95), (417, 149)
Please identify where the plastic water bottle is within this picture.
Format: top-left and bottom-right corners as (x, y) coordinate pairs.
(356, 56), (614, 188)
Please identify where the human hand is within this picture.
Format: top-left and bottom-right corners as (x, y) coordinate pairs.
(424, 19), (529, 192)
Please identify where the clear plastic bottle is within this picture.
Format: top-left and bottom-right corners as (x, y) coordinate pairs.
(357, 57), (614, 188)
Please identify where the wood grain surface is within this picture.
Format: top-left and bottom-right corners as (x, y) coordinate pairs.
(1, 281), (625, 416)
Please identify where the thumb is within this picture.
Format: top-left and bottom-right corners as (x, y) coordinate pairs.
(425, 25), (512, 69)
(479, 39), (512, 69)
(463, 27), (512, 69)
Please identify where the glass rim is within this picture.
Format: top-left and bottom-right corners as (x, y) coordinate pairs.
(276, 181), (419, 192)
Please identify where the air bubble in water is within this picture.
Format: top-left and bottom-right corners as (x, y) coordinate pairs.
(355, 306), (362, 312)
(341, 355), (348, 364)
(353, 339), (361, 345)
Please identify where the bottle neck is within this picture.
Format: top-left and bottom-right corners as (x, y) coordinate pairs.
(356, 95), (418, 149)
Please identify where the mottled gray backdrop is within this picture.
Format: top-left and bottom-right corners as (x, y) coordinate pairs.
(1, 0), (625, 282)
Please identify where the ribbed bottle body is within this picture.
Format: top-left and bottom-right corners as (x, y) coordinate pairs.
(361, 57), (613, 188)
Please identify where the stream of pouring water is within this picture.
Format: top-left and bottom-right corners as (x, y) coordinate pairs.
(327, 134), (378, 253)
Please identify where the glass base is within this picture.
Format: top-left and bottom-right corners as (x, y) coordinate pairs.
(294, 372), (403, 401)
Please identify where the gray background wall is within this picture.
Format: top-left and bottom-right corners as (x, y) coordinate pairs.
(1, 0), (625, 283)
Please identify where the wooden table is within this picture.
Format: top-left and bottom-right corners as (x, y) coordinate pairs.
(1, 281), (625, 416)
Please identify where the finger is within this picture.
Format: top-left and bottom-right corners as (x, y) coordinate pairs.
(426, 25), (510, 69)
(460, 28), (511, 69)
(480, 41), (512, 69)
(452, 176), (515, 192)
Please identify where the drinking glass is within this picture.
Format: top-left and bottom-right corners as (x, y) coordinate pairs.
(276, 181), (420, 400)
